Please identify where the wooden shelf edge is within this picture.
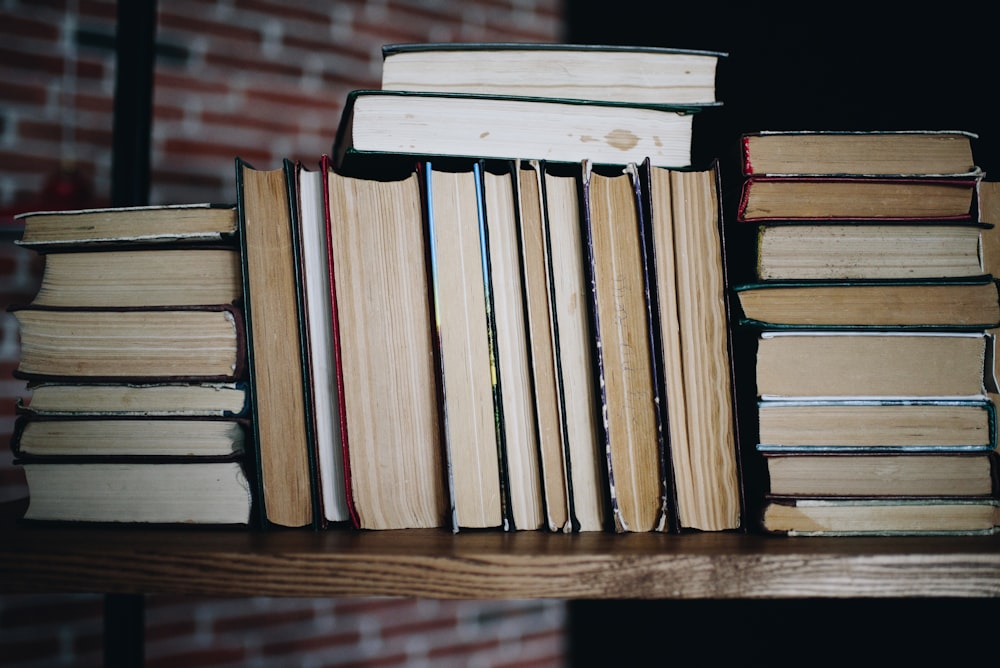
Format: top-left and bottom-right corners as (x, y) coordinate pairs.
(3, 515), (999, 599)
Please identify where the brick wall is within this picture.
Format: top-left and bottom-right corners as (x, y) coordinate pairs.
(0, 1), (568, 666)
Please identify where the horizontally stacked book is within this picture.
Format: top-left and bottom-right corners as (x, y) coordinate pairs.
(8, 205), (254, 525)
(240, 42), (745, 533)
(726, 130), (1000, 535)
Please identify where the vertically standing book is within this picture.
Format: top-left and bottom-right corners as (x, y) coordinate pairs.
(479, 160), (545, 531)
(235, 158), (316, 528)
(325, 163), (448, 530)
(422, 160), (504, 530)
(581, 161), (667, 532)
(642, 160), (742, 531)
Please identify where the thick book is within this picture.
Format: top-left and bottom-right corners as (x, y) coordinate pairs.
(14, 203), (238, 248)
(756, 398), (997, 453)
(760, 496), (1000, 536)
(29, 245), (242, 308)
(380, 42), (725, 106)
(290, 157), (350, 526)
(515, 160), (571, 532)
(422, 160), (504, 531)
(581, 161), (667, 532)
(755, 330), (992, 399)
(762, 451), (999, 497)
(750, 222), (987, 282)
(325, 164), (447, 530)
(235, 158), (315, 529)
(332, 89), (701, 172)
(15, 456), (253, 525)
(541, 161), (608, 532)
(641, 160), (742, 532)
(10, 303), (247, 383)
(15, 381), (249, 417)
(734, 278), (1000, 329)
(735, 176), (980, 222)
(479, 160), (545, 531)
(737, 130), (981, 178)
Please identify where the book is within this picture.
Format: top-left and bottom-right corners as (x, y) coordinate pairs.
(750, 222), (986, 281)
(15, 458), (252, 525)
(29, 246), (242, 308)
(642, 160), (742, 532)
(235, 158), (316, 529)
(325, 164), (447, 530)
(737, 131), (981, 178)
(760, 497), (1000, 536)
(734, 278), (1000, 329)
(763, 452), (998, 497)
(422, 161), (503, 530)
(379, 42), (725, 106)
(14, 203), (237, 248)
(333, 89), (701, 172)
(755, 331), (991, 398)
(290, 157), (350, 526)
(581, 161), (666, 532)
(735, 177), (980, 222)
(10, 303), (247, 383)
(479, 161), (545, 531)
(11, 415), (247, 459)
(756, 398), (997, 453)
(516, 160), (570, 532)
(541, 161), (607, 532)
(15, 382), (249, 417)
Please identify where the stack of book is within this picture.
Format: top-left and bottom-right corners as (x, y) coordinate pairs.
(238, 42), (745, 534)
(726, 130), (1000, 535)
(8, 204), (254, 525)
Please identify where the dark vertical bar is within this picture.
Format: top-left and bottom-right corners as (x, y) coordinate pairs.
(105, 1), (157, 665)
(104, 594), (145, 668)
(111, 0), (158, 207)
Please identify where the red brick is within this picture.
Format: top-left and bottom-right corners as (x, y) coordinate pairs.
(334, 597), (422, 615)
(213, 606), (315, 633)
(0, 79), (47, 105)
(260, 628), (363, 656)
(157, 12), (262, 43)
(204, 52), (304, 79)
(282, 34), (371, 62)
(200, 110), (303, 137)
(146, 647), (249, 668)
(243, 87), (343, 112)
(162, 138), (271, 166)
(154, 70), (233, 95)
(238, 0), (333, 26)
(428, 637), (503, 661)
(145, 618), (198, 643)
(0, 637), (64, 663)
(0, 14), (60, 41)
(381, 613), (465, 639)
(79, 0), (117, 21)
(0, 46), (66, 76)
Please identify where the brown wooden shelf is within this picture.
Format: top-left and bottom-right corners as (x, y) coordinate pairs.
(2, 501), (998, 599)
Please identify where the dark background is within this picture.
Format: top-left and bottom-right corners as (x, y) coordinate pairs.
(565, 2), (999, 663)
(568, 0), (999, 173)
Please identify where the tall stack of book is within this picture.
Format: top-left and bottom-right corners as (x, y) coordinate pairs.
(8, 204), (254, 525)
(725, 130), (1000, 535)
(283, 42), (746, 534)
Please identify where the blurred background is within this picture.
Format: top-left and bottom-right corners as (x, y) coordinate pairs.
(2, 1), (999, 666)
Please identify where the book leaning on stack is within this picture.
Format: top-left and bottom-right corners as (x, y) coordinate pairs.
(724, 130), (1000, 535)
(8, 204), (254, 525)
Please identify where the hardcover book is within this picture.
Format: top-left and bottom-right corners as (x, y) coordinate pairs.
(15, 203), (238, 248)
(333, 89), (701, 172)
(380, 42), (725, 106)
(737, 130), (980, 178)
